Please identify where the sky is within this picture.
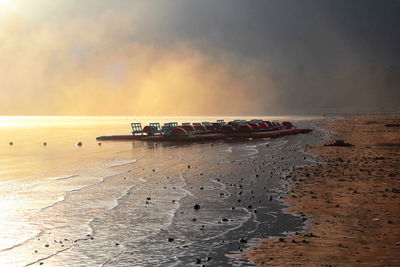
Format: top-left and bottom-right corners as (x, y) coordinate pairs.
(0, 0), (399, 116)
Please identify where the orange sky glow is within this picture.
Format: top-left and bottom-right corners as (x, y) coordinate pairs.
(1, 0), (399, 115)
(0, 1), (278, 116)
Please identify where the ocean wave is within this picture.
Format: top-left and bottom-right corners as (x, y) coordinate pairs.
(220, 146), (233, 153)
(47, 174), (79, 181)
(108, 159), (137, 168)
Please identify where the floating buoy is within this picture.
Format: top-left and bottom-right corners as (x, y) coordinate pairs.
(237, 124), (252, 132)
(43, 142), (47, 146)
(193, 125), (206, 132)
(98, 142), (102, 146)
(210, 143), (214, 146)
(171, 127), (187, 135)
(9, 142), (13, 146)
(76, 142), (82, 147)
(265, 143), (269, 147)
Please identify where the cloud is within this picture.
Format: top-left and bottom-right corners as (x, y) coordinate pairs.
(0, 0), (399, 115)
(0, 7), (277, 115)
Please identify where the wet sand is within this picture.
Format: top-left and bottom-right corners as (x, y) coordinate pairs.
(243, 115), (400, 266)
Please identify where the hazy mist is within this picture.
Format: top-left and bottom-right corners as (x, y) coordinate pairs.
(0, 0), (399, 115)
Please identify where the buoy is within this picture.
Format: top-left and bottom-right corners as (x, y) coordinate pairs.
(248, 122), (261, 130)
(193, 125), (206, 132)
(221, 125), (234, 132)
(171, 127), (187, 135)
(98, 142), (102, 146)
(181, 125), (195, 132)
(9, 142), (13, 146)
(282, 121), (294, 128)
(143, 125), (156, 136)
(237, 124), (252, 132)
(210, 143), (214, 146)
(259, 122), (269, 129)
(265, 143), (269, 147)
(77, 142), (82, 147)
(211, 123), (221, 130)
(43, 142), (47, 146)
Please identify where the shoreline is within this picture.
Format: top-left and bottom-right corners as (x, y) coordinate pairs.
(1, 120), (325, 266)
(243, 115), (400, 266)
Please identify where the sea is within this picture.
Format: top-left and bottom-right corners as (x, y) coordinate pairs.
(0, 116), (330, 266)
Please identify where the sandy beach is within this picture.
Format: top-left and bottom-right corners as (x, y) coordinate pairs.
(243, 115), (400, 266)
(1, 0), (399, 265)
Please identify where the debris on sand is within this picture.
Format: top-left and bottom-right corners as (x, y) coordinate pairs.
(243, 116), (400, 266)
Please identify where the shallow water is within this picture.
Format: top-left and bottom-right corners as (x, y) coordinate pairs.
(0, 116), (328, 266)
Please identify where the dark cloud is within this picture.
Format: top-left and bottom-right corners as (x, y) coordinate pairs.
(132, 0), (400, 113)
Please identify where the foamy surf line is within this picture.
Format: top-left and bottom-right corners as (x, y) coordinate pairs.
(47, 174), (80, 181)
(108, 159), (137, 168)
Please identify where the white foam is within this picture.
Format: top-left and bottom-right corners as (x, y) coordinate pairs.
(47, 174), (79, 181)
(221, 147), (233, 153)
(108, 159), (137, 168)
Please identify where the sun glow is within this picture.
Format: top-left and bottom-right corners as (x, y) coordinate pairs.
(0, 0), (12, 7)
(0, 0), (17, 13)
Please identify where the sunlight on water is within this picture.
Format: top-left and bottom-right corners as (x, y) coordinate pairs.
(0, 115), (318, 127)
(0, 115), (321, 266)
